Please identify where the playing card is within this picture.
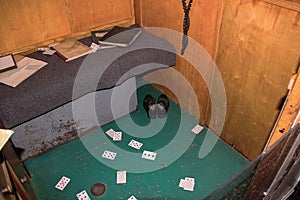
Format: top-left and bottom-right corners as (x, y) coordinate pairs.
(113, 131), (122, 141)
(128, 139), (143, 150)
(183, 177), (195, 191)
(105, 128), (115, 138)
(55, 176), (70, 191)
(76, 190), (91, 200)
(191, 124), (204, 134)
(117, 170), (126, 184)
(127, 195), (137, 200)
(185, 177), (195, 183)
(90, 42), (99, 53)
(141, 150), (157, 161)
(179, 179), (185, 188)
(178, 177), (195, 191)
(102, 150), (117, 160)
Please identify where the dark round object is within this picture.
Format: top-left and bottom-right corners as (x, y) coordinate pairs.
(90, 183), (106, 197)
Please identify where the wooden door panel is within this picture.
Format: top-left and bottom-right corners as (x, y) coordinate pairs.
(68, 0), (134, 32)
(0, 0), (71, 54)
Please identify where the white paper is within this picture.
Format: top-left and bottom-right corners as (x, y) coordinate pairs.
(0, 57), (47, 87)
(95, 32), (108, 37)
(105, 128), (115, 138)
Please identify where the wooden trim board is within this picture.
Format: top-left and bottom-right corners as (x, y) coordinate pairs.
(260, 0), (300, 12)
(266, 69), (300, 148)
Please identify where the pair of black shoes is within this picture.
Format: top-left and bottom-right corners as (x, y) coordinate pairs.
(143, 94), (170, 119)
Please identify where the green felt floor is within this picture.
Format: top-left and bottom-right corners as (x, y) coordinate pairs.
(24, 79), (249, 200)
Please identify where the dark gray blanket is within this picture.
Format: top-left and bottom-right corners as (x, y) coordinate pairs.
(0, 28), (176, 128)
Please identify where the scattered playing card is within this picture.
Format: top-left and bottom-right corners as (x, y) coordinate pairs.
(128, 139), (143, 150)
(185, 177), (194, 182)
(55, 176), (71, 191)
(191, 124), (204, 134)
(127, 195), (137, 200)
(102, 150), (117, 160)
(117, 170), (127, 184)
(183, 181), (195, 191)
(76, 190), (91, 200)
(105, 128), (115, 138)
(179, 179), (185, 188)
(113, 131), (122, 141)
(141, 150), (157, 161)
(178, 177), (195, 191)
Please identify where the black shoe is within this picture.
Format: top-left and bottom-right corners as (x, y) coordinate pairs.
(143, 95), (157, 119)
(157, 94), (169, 118)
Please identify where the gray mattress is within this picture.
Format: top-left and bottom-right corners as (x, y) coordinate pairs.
(0, 27), (176, 128)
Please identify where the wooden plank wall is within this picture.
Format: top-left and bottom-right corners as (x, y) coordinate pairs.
(135, 0), (300, 160)
(0, 0), (135, 55)
(217, 0), (300, 160)
(134, 0), (224, 125)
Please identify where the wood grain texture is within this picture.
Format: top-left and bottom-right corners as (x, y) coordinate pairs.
(137, 0), (300, 160)
(145, 56), (210, 125)
(266, 70), (300, 148)
(67, 0), (134, 32)
(260, 0), (300, 12)
(216, 0), (300, 160)
(0, 0), (135, 55)
(135, 0), (223, 58)
(135, 0), (224, 125)
(0, 0), (71, 55)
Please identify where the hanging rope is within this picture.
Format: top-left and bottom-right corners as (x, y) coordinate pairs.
(181, 0), (193, 55)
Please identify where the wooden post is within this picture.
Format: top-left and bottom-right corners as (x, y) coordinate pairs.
(266, 68), (300, 149)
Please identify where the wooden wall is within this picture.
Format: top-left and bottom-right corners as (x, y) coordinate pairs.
(217, 0), (300, 160)
(135, 0), (300, 160)
(134, 0), (224, 125)
(0, 0), (135, 55)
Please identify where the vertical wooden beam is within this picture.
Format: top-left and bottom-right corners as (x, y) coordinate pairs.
(266, 69), (300, 148)
(134, 0), (142, 25)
